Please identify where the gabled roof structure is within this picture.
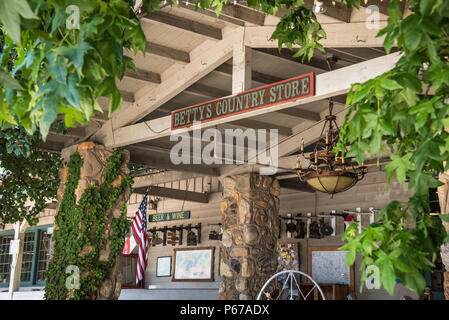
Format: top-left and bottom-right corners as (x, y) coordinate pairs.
(38, 1), (406, 193)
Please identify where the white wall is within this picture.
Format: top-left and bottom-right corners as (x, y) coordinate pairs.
(134, 167), (419, 300)
(1, 167), (420, 300)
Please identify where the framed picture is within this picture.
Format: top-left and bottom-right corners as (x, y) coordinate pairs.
(307, 246), (355, 292)
(156, 256), (172, 277)
(172, 247), (215, 282)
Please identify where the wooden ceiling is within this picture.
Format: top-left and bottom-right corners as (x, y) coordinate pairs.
(39, 1), (401, 186)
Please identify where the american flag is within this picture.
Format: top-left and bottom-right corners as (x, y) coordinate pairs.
(131, 192), (148, 285)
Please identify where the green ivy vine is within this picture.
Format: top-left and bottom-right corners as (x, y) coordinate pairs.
(44, 148), (132, 300)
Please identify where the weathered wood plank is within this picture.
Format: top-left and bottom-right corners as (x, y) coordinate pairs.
(134, 185), (209, 203)
(143, 12), (222, 40)
(147, 41), (190, 63)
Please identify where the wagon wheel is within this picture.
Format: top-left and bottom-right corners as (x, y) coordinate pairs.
(257, 270), (326, 300)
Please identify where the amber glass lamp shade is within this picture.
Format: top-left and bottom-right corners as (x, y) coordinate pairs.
(304, 171), (357, 195)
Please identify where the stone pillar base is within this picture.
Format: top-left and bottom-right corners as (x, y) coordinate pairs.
(219, 174), (280, 300)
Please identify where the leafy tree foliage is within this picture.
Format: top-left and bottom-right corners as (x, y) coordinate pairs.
(0, 0), (146, 139)
(1, 0), (448, 296)
(0, 126), (62, 225)
(334, 0), (449, 295)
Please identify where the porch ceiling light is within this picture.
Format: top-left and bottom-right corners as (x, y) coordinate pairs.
(312, 1), (327, 14)
(296, 55), (367, 197)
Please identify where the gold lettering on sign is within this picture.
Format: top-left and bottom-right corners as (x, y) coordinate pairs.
(171, 73), (315, 130)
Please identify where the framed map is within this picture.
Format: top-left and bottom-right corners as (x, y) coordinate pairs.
(172, 247), (215, 282)
(156, 256), (172, 277)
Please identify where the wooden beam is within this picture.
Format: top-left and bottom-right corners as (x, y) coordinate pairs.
(186, 83), (230, 98)
(147, 41), (190, 63)
(255, 48), (333, 70)
(360, 0), (406, 17)
(215, 63), (284, 84)
(128, 144), (220, 176)
(120, 91), (135, 103)
(92, 26), (237, 142)
(134, 185), (209, 203)
(102, 52), (400, 148)
(244, 22), (387, 48)
(231, 119), (292, 136)
(279, 178), (314, 192)
(251, 70), (284, 84)
(125, 69), (161, 84)
(276, 108), (321, 122)
(133, 170), (208, 189)
(233, 29), (252, 94)
(143, 11), (222, 40)
(219, 4), (265, 26)
(176, 2), (245, 26)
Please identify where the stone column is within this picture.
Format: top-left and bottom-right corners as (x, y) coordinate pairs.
(219, 174), (280, 300)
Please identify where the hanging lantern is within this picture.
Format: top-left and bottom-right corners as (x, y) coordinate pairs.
(296, 55), (367, 197)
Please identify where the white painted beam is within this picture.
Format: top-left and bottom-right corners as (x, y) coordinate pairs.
(232, 28), (252, 94)
(244, 22), (388, 48)
(92, 26), (239, 144)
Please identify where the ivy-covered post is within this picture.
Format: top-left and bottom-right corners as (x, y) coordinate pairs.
(45, 142), (132, 300)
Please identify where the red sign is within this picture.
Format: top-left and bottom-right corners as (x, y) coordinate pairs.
(123, 237), (130, 255)
(171, 72), (315, 130)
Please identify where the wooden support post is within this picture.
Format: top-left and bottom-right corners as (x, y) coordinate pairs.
(232, 28), (252, 95)
(8, 220), (28, 300)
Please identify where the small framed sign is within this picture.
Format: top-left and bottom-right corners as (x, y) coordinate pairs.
(9, 240), (20, 255)
(156, 256), (172, 277)
(149, 210), (190, 223)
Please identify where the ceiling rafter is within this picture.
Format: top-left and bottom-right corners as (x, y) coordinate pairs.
(214, 62), (284, 84)
(176, 2), (246, 26)
(219, 3), (266, 26)
(142, 11), (223, 40)
(124, 69), (161, 84)
(274, 1), (352, 23)
(360, 0), (406, 17)
(101, 53), (401, 148)
(146, 41), (190, 63)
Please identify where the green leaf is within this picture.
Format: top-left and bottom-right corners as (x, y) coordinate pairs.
(394, 73), (422, 93)
(53, 41), (92, 75)
(66, 73), (80, 110)
(380, 259), (396, 296)
(420, 0), (436, 16)
(0, 0), (37, 45)
(0, 70), (23, 90)
(384, 153), (413, 184)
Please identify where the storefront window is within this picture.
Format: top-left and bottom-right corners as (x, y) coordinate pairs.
(0, 225), (53, 287)
(20, 232), (36, 283)
(120, 254), (139, 288)
(36, 231), (51, 282)
(0, 235), (13, 285)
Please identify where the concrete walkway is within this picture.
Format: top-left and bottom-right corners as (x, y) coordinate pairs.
(0, 287), (219, 300)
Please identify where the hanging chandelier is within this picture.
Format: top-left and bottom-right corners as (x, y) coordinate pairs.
(296, 55), (367, 197)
